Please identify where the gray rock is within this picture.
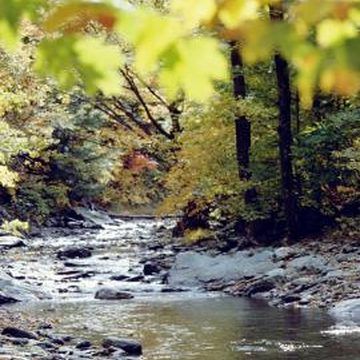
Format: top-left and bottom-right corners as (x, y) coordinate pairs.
(324, 270), (347, 279)
(95, 288), (134, 300)
(126, 275), (144, 282)
(299, 295), (313, 305)
(335, 253), (358, 263)
(265, 268), (287, 282)
(292, 276), (314, 286)
(329, 298), (360, 325)
(287, 255), (329, 273)
(281, 294), (301, 304)
(245, 279), (275, 297)
(168, 249), (277, 287)
(36, 341), (55, 350)
(110, 274), (130, 281)
(102, 337), (142, 356)
(0, 270), (46, 304)
(75, 340), (92, 350)
(161, 287), (188, 293)
(0, 236), (26, 249)
(342, 245), (358, 254)
(143, 262), (161, 275)
(57, 246), (92, 260)
(73, 207), (114, 226)
(2, 327), (38, 340)
(0, 293), (19, 305)
(273, 247), (295, 261)
(9, 338), (29, 346)
(49, 337), (65, 346)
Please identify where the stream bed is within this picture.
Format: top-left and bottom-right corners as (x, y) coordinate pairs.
(1, 215), (359, 359)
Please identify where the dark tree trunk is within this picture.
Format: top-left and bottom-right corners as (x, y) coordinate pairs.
(295, 90), (300, 134)
(230, 41), (251, 180)
(270, 5), (299, 240)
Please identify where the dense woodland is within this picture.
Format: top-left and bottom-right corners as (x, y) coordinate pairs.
(0, 0), (359, 242)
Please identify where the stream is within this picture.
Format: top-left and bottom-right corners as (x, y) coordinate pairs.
(1, 216), (359, 359)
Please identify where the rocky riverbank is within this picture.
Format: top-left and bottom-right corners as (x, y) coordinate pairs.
(0, 211), (359, 358)
(164, 237), (359, 312)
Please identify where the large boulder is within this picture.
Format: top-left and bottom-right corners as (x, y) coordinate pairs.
(329, 299), (360, 325)
(102, 337), (142, 356)
(0, 236), (27, 250)
(95, 288), (134, 300)
(167, 249), (277, 287)
(0, 270), (46, 304)
(71, 207), (114, 227)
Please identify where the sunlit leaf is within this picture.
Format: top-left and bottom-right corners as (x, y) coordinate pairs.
(219, 0), (260, 29)
(317, 19), (357, 48)
(241, 20), (273, 63)
(171, 0), (217, 28)
(292, 0), (333, 26)
(35, 36), (123, 95)
(159, 37), (229, 101)
(0, 165), (18, 188)
(294, 47), (322, 107)
(75, 37), (123, 95)
(117, 9), (183, 74)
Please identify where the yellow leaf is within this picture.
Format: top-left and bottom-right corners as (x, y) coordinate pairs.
(171, 0), (217, 28)
(292, 0), (333, 26)
(219, 0), (259, 29)
(317, 19), (357, 47)
(0, 165), (18, 188)
(320, 67), (360, 96)
(159, 37), (229, 101)
(117, 9), (183, 74)
(75, 37), (123, 95)
(242, 20), (273, 63)
(43, 1), (119, 33)
(295, 48), (322, 108)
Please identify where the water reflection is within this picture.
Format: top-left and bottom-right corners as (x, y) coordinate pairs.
(17, 296), (360, 360)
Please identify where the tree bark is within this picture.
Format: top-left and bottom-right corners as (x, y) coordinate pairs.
(270, 5), (299, 240)
(230, 41), (251, 180)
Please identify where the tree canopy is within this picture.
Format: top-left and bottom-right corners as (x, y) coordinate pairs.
(0, 0), (359, 240)
(0, 0), (358, 104)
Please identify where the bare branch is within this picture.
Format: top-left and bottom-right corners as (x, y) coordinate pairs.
(120, 68), (174, 139)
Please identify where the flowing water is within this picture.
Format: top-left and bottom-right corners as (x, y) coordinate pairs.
(2, 215), (360, 359)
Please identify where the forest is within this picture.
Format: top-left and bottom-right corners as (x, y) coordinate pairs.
(0, 1), (359, 359)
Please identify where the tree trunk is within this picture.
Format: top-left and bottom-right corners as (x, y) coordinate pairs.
(270, 5), (299, 240)
(230, 41), (251, 180)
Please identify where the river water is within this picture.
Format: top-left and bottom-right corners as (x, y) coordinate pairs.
(2, 216), (360, 359)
